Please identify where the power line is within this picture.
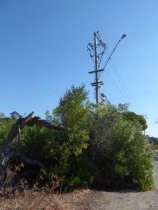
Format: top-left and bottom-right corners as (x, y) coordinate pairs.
(108, 63), (132, 102)
(105, 66), (131, 103)
(109, 60), (145, 113)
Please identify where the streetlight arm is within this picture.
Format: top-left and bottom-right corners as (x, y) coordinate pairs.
(103, 34), (127, 69)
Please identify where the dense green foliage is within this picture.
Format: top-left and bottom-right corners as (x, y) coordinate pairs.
(47, 85), (93, 190)
(89, 106), (153, 191)
(0, 85), (153, 191)
(0, 115), (15, 146)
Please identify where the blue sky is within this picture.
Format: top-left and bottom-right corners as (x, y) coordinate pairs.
(0, 0), (158, 137)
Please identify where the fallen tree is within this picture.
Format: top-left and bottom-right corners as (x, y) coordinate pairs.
(0, 112), (66, 188)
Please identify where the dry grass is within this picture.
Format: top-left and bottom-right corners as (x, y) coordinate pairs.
(0, 189), (91, 210)
(0, 188), (158, 210)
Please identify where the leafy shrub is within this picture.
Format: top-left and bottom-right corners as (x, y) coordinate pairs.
(0, 87), (153, 192)
(47, 85), (92, 190)
(89, 104), (153, 191)
(0, 117), (15, 146)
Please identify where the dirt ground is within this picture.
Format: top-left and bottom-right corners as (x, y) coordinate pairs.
(0, 188), (158, 210)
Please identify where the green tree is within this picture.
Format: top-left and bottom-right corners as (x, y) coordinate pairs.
(0, 112), (5, 119)
(89, 103), (153, 191)
(10, 111), (21, 119)
(117, 104), (147, 131)
(53, 85), (90, 156)
(0, 117), (15, 146)
(122, 111), (147, 131)
(46, 85), (93, 190)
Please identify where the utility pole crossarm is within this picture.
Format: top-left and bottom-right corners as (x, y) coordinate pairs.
(88, 69), (104, 74)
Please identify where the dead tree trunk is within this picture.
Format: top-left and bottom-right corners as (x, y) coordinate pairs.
(0, 112), (66, 187)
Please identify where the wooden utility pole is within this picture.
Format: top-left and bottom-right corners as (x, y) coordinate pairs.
(88, 32), (127, 104)
(87, 32), (106, 104)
